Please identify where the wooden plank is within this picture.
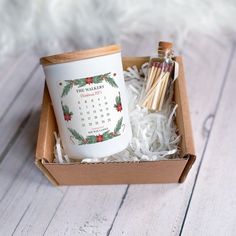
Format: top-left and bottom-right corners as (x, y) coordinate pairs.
(181, 45), (236, 235)
(43, 186), (128, 236)
(0, 54), (68, 235)
(11, 178), (66, 236)
(0, 67), (44, 163)
(0, 54), (39, 120)
(0, 54), (67, 234)
(107, 33), (233, 235)
(0, 111), (67, 235)
(0, 95), (43, 200)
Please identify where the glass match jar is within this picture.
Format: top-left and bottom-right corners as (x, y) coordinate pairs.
(40, 45), (132, 160)
(140, 41), (175, 111)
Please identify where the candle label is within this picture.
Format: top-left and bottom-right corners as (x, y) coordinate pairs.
(58, 72), (124, 145)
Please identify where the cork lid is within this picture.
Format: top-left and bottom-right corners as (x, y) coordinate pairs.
(158, 41), (173, 50)
(40, 44), (121, 66)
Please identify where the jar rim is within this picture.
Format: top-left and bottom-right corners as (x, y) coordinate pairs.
(40, 44), (121, 66)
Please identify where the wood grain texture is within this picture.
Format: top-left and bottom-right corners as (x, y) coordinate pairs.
(43, 186), (128, 236)
(181, 44), (236, 236)
(0, 64), (67, 235)
(0, 54), (39, 119)
(0, 110), (67, 236)
(108, 33), (234, 235)
(40, 45), (120, 66)
(0, 68), (44, 163)
(0, 113), (43, 235)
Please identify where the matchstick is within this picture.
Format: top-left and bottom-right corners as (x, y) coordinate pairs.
(158, 64), (173, 110)
(141, 61), (174, 111)
(141, 62), (164, 104)
(151, 64), (169, 110)
(145, 62), (159, 92)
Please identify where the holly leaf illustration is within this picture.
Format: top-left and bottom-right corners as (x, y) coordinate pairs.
(115, 93), (121, 104)
(62, 82), (73, 97)
(114, 117), (123, 134)
(86, 135), (97, 144)
(62, 104), (69, 114)
(104, 73), (118, 88)
(103, 131), (112, 141)
(68, 128), (85, 143)
(74, 79), (86, 87)
(92, 75), (103, 84)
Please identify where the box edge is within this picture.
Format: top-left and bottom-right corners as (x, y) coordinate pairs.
(175, 56), (196, 156)
(35, 159), (59, 186)
(178, 154), (196, 183)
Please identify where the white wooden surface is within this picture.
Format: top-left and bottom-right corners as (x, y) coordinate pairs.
(0, 33), (235, 236)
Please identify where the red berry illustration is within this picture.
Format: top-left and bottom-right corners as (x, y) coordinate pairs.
(64, 113), (72, 121)
(85, 77), (93, 84)
(114, 92), (122, 112)
(116, 103), (122, 112)
(96, 134), (103, 142)
(62, 103), (73, 122)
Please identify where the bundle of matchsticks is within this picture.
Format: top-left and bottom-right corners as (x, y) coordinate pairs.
(141, 61), (173, 111)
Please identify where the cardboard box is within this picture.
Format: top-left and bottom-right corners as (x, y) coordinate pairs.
(35, 56), (196, 186)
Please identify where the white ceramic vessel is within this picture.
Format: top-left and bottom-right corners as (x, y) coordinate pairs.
(40, 45), (132, 160)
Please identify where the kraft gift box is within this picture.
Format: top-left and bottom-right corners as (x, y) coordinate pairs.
(35, 56), (196, 186)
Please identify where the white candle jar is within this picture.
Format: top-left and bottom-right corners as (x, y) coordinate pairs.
(40, 45), (132, 160)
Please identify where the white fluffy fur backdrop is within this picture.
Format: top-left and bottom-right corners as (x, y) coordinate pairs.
(0, 0), (236, 57)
